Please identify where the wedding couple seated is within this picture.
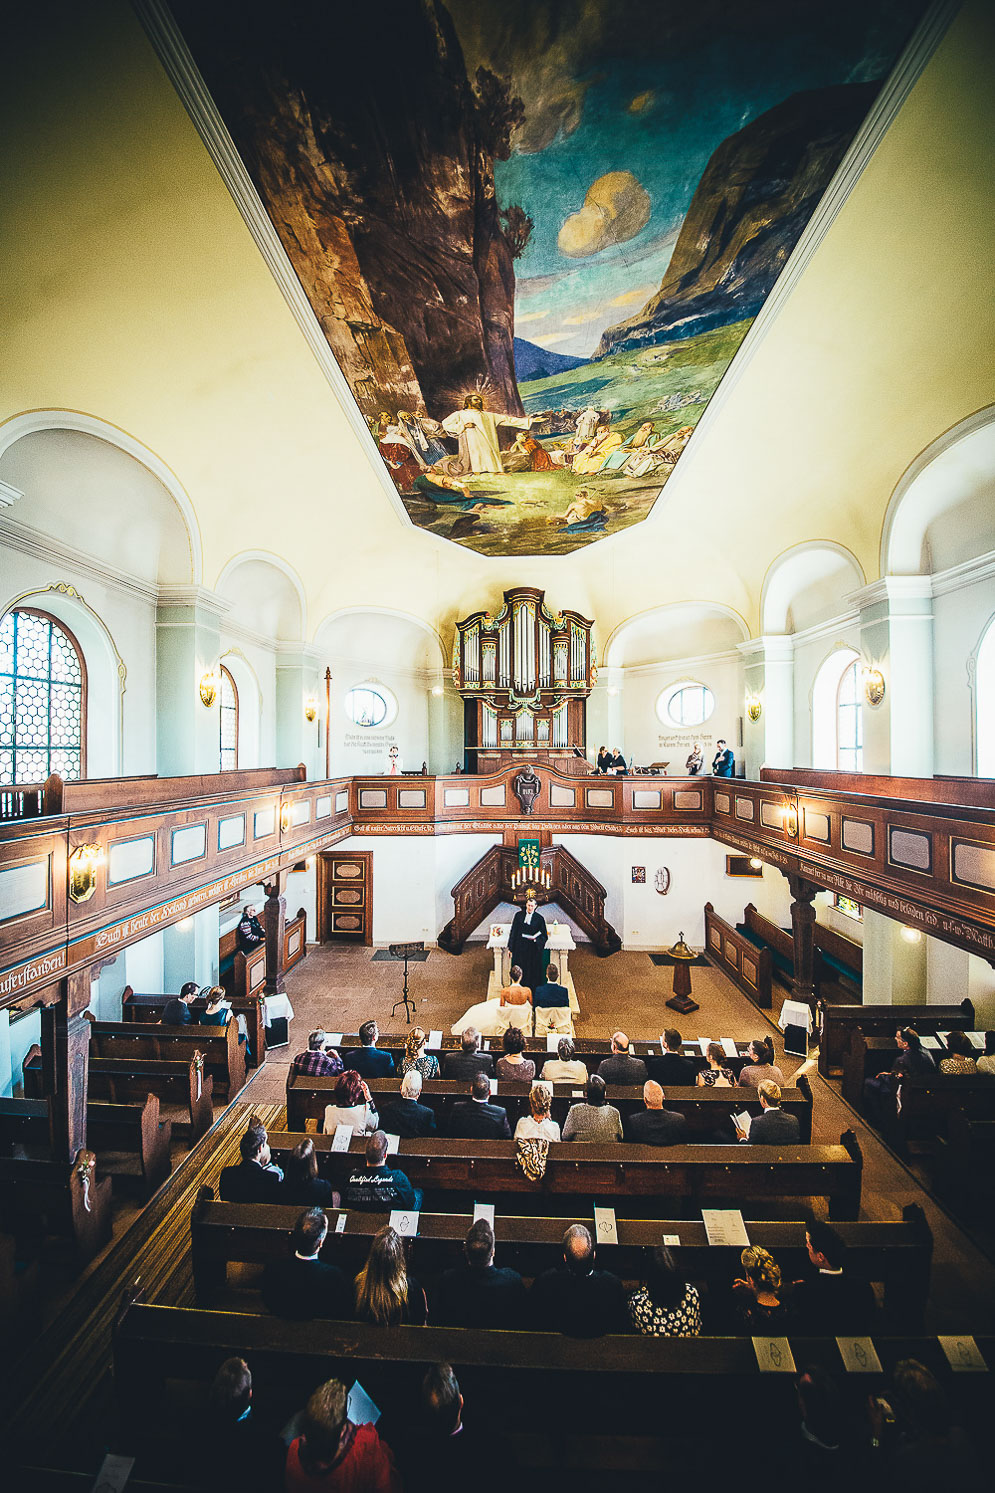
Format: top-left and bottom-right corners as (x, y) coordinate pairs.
(450, 963), (574, 1041)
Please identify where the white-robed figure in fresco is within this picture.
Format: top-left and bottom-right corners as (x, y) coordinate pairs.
(441, 393), (537, 475)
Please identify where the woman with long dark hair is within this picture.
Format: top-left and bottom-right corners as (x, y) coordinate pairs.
(354, 1225), (427, 1326)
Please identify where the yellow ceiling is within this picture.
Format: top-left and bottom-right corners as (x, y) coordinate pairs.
(2, 0), (993, 646)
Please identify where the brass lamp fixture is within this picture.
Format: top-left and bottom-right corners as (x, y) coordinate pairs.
(666, 931), (695, 961)
(199, 670), (220, 708)
(304, 695), (318, 723)
(783, 801), (799, 838)
(862, 666), (886, 707)
(745, 693), (762, 723)
(280, 802), (294, 833)
(69, 842), (106, 903)
(749, 857), (764, 870)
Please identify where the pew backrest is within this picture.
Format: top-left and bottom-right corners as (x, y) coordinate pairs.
(86, 1018), (244, 1098)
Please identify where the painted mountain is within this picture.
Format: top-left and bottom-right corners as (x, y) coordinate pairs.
(169, 0), (929, 556)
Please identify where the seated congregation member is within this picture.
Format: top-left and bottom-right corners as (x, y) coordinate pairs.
(443, 1028), (494, 1081)
(609, 746), (627, 773)
(514, 1081), (560, 1142)
(596, 1031), (648, 1086)
(236, 903), (264, 954)
(498, 964), (532, 1009)
(392, 1364), (495, 1491)
(532, 962), (572, 1037)
(162, 980), (198, 1026)
(541, 1036), (588, 1085)
(322, 1069), (379, 1136)
(872, 1356), (982, 1486)
(262, 1207), (351, 1321)
(378, 1070), (437, 1139)
(200, 1357), (285, 1492)
(281, 1137), (335, 1208)
(648, 1028), (697, 1087)
(284, 1377), (400, 1492)
(792, 1220), (875, 1334)
(219, 1120), (284, 1202)
(198, 986), (230, 1027)
(775, 1366), (851, 1489)
(624, 1080), (689, 1146)
(434, 1219), (526, 1328)
(628, 1245), (701, 1337)
(738, 1036), (785, 1087)
(343, 1018), (395, 1078)
(696, 1041), (735, 1087)
(354, 1224), (427, 1326)
(563, 1074), (623, 1143)
(735, 1080), (800, 1144)
(291, 1029), (343, 1080)
(977, 1030), (995, 1075)
(344, 1131), (421, 1212)
(399, 1026), (440, 1080)
(862, 1025), (935, 1123)
(939, 1028), (978, 1074)
(732, 1245), (791, 1332)
(446, 1071), (511, 1139)
(494, 1026), (535, 1082)
(530, 1223), (627, 1337)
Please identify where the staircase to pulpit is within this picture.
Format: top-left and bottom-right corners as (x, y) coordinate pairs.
(438, 843), (622, 957)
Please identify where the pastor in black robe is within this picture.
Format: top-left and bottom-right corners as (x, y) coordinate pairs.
(508, 902), (548, 995)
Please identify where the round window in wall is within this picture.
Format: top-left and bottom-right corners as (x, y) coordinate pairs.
(658, 683), (715, 728)
(344, 685), (394, 729)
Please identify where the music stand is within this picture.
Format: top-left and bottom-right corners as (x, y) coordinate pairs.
(387, 941), (425, 1024)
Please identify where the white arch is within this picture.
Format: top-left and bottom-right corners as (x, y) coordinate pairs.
(972, 612), (995, 777)
(603, 601), (750, 670)
(811, 644), (861, 770)
(0, 409), (203, 584)
(880, 404), (995, 576)
(760, 541), (865, 634)
(311, 605), (448, 669)
(215, 550), (308, 641)
(219, 647), (263, 770)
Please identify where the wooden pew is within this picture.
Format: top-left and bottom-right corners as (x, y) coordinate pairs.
(121, 985), (266, 1068)
(0, 1150), (112, 1267)
(817, 997), (974, 1077)
(841, 1032), (995, 1151)
(287, 1072), (815, 1143)
(703, 903), (773, 1009)
(327, 1033), (755, 1077)
(85, 1018), (245, 1102)
(813, 919), (862, 994)
(738, 903), (795, 987)
(0, 1092), (172, 1197)
(935, 1111), (995, 1220)
(190, 1196), (931, 1327)
(113, 1300), (993, 1460)
(23, 1047), (214, 1143)
(266, 1129), (863, 1219)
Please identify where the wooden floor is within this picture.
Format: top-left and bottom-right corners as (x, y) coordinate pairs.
(3, 939), (995, 1476)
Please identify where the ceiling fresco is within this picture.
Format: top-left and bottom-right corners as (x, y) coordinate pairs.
(171, 0), (927, 556)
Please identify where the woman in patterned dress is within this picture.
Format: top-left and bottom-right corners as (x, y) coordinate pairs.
(628, 1246), (701, 1337)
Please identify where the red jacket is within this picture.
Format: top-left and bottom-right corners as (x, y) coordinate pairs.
(285, 1424), (400, 1493)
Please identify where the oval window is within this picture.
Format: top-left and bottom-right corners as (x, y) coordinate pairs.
(658, 683), (715, 728)
(344, 686), (391, 728)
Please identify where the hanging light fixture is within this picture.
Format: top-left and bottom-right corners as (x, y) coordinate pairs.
(68, 843), (106, 903)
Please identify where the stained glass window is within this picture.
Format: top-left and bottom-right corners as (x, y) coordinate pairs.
(220, 665), (238, 771)
(0, 608), (86, 785)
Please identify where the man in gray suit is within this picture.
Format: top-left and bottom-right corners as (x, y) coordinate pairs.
(735, 1079), (800, 1144)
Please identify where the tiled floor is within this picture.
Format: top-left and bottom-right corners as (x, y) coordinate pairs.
(246, 940), (995, 1330)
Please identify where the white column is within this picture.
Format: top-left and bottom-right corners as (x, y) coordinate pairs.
(849, 578), (934, 775)
(155, 587), (231, 776)
(275, 645), (323, 776)
(862, 909), (927, 1003)
(738, 635), (795, 778)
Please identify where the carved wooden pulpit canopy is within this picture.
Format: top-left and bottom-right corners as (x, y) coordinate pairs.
(453, 587), (595, 775)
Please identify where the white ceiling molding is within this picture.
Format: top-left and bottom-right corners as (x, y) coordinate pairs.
(0, 514), (160, 606)
(930, 548), (995, 598)
(0, 478), (24, 507)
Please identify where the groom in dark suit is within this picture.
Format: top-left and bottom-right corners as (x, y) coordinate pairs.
(508, 894), (548, 995)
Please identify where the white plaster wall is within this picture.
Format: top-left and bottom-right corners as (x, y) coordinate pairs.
(932, 570), (995, 774)
(329, 669), (430, 777)
(331, 832), (501, 946)
(968, 953), (995, 1027)
(792, 623), (861, 768)
(619, 654), (744, 772)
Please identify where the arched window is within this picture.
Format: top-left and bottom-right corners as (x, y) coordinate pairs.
(836, 659), (863, 772)
(977, 617), (995, 776)
(219, 665), (238, 771)
(344, 684), (395, 728)
(656, 682), (715, 727)
(0, 608), (86, 784)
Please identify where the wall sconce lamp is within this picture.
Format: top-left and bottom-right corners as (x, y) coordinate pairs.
(280, 802), (293, 834)
(900, 925), (923, 944)
(431, 684), (444, 697)
(68, 843), (106, 903)
(783, 802), (799, 838)
(199, 670), (220, 708)
(863, 666), (886, 707)
(745, 693), (762, 723)
(607, 686), (619, 697)
(749, 857), (764, 870)
(304, 695), (318, 723)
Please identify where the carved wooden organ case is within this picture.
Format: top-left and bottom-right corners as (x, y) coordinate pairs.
(453, 588), (596, 772)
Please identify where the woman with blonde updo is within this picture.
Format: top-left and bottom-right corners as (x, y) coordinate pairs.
(513, 1082), (561, 1143)
(399, 1027), (440, 1081)
(732, 1245), (791, 1331)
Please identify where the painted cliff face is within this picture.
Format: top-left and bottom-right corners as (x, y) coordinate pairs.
(172, 0), (926, 556)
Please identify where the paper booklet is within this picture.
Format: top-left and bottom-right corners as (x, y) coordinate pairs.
(732, 1111), (752, 1137)
(330, 1124), (353, 1152)
(702, 1209), (750, 1247)
(473, 1201), (495, 1226)
(428, 1030), (443, 1048)
(721, 1038), (738, 1058)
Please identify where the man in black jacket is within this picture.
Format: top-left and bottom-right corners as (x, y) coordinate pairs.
(262, 1208), (351, 1320)
(647, 1028), (697, 1086)
(445, 1072), (511, 1139)
(219, 1122), (285, 1202)
(735, 1080), (801, 1144)
(162, 980), (198, 1026)
(434, 1219), (526, 1327)
(862, 1026), (935, 1125)
(442, 1029), (494, 1081)
(529, 1224), (627, 1337)
(596, 1032), (648, 1087)
(792, 1220), (875, 1334)
(379, 1070), (437, 1139)
(624, 1081), (690, 1146)
(343, 1130), (421, 1211)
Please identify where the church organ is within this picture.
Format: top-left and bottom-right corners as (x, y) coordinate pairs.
(453, 588), (596, 773)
